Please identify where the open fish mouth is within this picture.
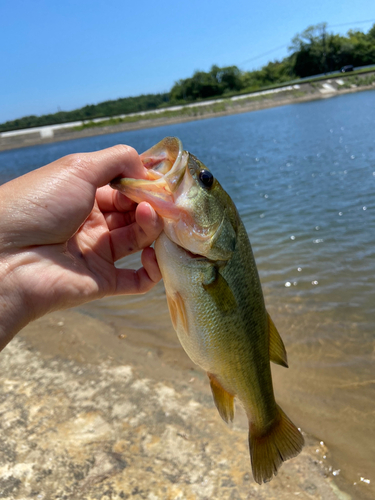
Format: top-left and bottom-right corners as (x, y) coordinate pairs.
(111, 137), (225, 260)
(110, 137), (188, 221)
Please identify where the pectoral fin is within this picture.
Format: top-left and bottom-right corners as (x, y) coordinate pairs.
(268, 313), (288, 368)
(207, 373), (234, 423)
(202, 267), (237, 313)
(166, 291), (189, 335)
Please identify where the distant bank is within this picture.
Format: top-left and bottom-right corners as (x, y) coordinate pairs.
(1, 71), (375, 152)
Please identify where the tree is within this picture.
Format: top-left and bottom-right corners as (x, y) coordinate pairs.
(210, 65), (243, 93)
(170, 65), (243, 102)
(289, 24), (328, 77)
(289, 22), (375, 77)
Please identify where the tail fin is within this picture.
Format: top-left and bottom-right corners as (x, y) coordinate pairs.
(249, 405), (304, 484)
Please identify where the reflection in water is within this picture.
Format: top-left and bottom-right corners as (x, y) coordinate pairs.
(1, 89), (375, 499)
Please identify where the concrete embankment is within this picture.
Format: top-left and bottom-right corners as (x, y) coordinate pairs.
(0, 309), (351, 499)
(1, 72), (374, 153)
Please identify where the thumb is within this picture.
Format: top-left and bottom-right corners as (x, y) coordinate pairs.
(71, 144), (149, 188)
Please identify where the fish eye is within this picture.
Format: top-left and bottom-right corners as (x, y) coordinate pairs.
(198, 169), (214, 189)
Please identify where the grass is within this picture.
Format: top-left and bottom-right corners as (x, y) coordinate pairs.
(288, 66), (375, 86)
(73, 67), (375, 132)
(338, 72), (375, 89)
(74, 102), (229, 131)
(74, 90), (308, 132)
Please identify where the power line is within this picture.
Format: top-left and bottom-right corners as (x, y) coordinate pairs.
(328, 19), (375, 28)
(239, 44), (288, 66)
(238, 18), (375, 68)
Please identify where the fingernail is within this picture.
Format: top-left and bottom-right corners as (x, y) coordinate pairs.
(144, 202), (157, 221)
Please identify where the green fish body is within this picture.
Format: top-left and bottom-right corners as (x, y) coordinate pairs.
(112, 137), (304, 484)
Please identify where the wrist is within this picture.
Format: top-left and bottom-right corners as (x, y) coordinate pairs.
(0, 253), (34, 350)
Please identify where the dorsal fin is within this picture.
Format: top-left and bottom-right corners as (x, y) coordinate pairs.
(267, 312), (288, 368)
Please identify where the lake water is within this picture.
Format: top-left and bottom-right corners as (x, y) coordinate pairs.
(1, 90), (374, 499)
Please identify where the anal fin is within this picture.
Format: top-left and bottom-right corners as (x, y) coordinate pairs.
(267, 312), (288, 368)
(207, 373), (234, 423)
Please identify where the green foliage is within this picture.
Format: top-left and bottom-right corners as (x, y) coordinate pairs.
(0, 93), (170, 133)
(289, 23), (375, 77)
(241, 59), (295, 91)
(339, 72), (375, 89)
(74, 99), (231, 131)
(170, 65), (242, 102)
(290, 24), (329, 76)
(1, 23), (375, 132)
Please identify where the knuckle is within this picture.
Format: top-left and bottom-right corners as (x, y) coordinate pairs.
(64, 152), (92, 173)
(111, 144), (138, 161)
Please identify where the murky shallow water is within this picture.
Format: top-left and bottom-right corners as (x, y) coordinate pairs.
(1, 90), (374, 498)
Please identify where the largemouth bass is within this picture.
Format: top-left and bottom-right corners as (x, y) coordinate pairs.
(111, 137), (304, 484)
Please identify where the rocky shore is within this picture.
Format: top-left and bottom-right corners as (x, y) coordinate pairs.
(0, 310), (351, 500)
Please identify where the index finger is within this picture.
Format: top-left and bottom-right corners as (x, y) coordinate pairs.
(96, 185), (136, 213)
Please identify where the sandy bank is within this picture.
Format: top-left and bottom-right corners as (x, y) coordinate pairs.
(0, 309), (352, 499)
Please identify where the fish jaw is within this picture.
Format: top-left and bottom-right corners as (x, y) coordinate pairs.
(110, 176), (181, 221)
(110, 145), (189, 221)
(140, 136), (183, 175)
(111, 138), (225, 259)
(112, 170), (224, 259)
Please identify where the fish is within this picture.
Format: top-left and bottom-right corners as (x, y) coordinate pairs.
(111, 137), (304, 484)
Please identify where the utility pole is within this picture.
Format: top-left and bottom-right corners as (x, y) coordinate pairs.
(322, 24), (328, 74)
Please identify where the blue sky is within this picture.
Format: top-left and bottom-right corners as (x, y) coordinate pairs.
(1, 0), (374, 123)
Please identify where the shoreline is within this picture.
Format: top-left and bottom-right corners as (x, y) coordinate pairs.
(1, 80), (374, 153)
(0, 308), (352, 499)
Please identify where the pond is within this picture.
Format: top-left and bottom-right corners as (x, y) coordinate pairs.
(1, 89), (374, 498)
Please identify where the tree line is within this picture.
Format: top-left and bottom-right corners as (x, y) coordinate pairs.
(0, 93), (170, 133)
(1, 23), (374, 132)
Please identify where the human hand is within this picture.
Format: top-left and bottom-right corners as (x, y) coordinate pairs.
(0, 145), (163, 350)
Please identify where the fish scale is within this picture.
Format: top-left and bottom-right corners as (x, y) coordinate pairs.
(111, 137), (304, 484)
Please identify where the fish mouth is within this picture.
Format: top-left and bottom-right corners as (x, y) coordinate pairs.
(111, 137), (219, 260)
(110, 137), (187, 221)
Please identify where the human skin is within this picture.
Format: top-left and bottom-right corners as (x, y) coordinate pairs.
(0, 145), (163, 351)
